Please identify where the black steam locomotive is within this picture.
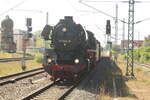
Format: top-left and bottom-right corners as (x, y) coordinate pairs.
(42, 16), (101, 81)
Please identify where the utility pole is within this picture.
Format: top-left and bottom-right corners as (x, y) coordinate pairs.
(122, 18), (125, 53)
(46, 12), (49, 25)
(44, 12), (49, 53)
(22, 18), (32, 71)
(138, 31), (140, 40)
(22, 39), (27, 71)
(126, 0), (135, 76)
(115, 4), (118, 45)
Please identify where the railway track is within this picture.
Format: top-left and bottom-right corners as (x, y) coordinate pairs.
(0, 57), (34, 62)
(118, 60), (150, 69)
(22, 73), (87, 100)
(22, 80), (58, 100)
(0, 52), (34, 62)
(135, 62), (150, 68)
(0, 68), (45, 86)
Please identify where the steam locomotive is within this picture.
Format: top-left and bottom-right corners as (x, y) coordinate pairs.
(42, 16), (101, 81)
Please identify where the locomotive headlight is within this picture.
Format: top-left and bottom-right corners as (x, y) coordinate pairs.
(47, 58), (52, 63)
(74, 59), (79, 64)
(62, 27), (67, 32)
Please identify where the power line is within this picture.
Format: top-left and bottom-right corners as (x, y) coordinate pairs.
(135, 17), (150, 24)
(84, 0), (150, 3)
(79, 0), (115, 18)
(12, 9), (43, 13)
(81, 0), (150, 24)
(79, 0), (127, 23)
(0, 0), (28, 16)
(83, 0), (129, 3)
(95, 24), (105, 33)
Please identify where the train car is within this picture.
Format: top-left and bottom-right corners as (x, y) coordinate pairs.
(42, 16), (101, 81)
(0, 16), (16, 53)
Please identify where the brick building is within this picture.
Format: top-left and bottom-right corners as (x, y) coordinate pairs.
(121, 40), (144, 49)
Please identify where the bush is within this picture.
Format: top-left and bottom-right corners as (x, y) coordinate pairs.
(120, 54), (127, 60)
(34, 53), (43, 63)
(138, 47), (150, 63)
(133, 49), (140, 61)
(119, 45), (150, 63)
(140, 52), (150, 63)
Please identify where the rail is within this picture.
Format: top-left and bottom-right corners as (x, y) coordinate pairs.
(22, 80), (59, 100)
(0, 68), (45, 86)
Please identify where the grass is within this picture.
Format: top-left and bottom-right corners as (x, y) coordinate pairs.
(0, 51), (23, 58)
(99, 59), (150, 100)
(0, 60), (42, 77)
(117, 60), (150, 100)
(0, 52), (42, 77)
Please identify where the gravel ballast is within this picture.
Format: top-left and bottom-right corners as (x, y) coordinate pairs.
(0, 72), (51, 100)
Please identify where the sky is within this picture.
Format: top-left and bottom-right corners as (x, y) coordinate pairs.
(0, 0), (150, 46)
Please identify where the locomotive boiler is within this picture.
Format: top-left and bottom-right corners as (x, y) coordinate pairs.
(42, 16), (101, 81)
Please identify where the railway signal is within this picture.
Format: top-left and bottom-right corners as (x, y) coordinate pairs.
(26, 18), (32, 26)
(106, 20), (111, 35)
(21, 18), (33, 71)
(26, 18), (33, 38)
(106, 20), (112, 57)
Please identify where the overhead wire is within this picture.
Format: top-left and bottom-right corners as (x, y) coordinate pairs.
(79, 0), (128, 24)
(80, 0), (150, 24)
(83, 0), (150, 3)
(11, 9), (43, 13)
(135, 17), (150, 24)
(0, 0), (28, 16)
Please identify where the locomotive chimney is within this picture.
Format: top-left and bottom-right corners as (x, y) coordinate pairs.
(64, 16), (73, 22)
(60, 19), (65, 23)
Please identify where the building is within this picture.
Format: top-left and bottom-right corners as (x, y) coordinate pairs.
(121, 40), (144, 49)
(14, 29), (36, 51)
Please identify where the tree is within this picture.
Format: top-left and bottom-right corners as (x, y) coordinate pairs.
(144, 35), (150, 47)
(112, 44), (120, 52)
(111, 44), (121, 56)
(34, 30), (44, 48)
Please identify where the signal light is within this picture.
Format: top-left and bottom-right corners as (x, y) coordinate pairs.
(106, 20), (111, 34)
(26, 18), (32, 26)
(26, 18), (32, 38)
(27, 27), (32, 32)
(27, 33), (32, 38)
